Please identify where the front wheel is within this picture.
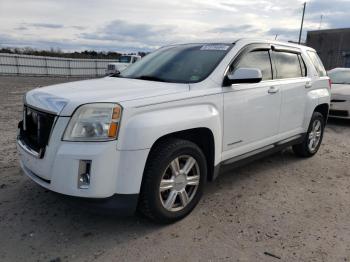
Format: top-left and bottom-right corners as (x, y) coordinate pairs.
(138, 138), (207, 224)
(293, 112), (325, 157)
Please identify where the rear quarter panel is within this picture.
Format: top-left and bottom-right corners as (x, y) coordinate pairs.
(301, 49), (330, 129)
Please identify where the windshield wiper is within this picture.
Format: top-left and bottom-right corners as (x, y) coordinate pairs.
(134, 75), (166, 82)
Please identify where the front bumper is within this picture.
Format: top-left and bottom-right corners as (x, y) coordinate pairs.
(64, 193), (139, 215)
(17, 117), (150, 199)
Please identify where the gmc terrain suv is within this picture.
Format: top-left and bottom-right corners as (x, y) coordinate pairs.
(17, 39), (331, 223)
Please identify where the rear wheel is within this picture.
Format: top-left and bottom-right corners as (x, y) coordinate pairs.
(293, 112), (325, 157)
(138, 138), (207, 224)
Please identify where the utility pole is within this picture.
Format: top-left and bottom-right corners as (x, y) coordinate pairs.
(298, 2), (306, 44)
(319, 14), (323, 30)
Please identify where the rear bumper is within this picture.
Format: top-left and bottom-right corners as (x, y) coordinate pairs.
(329, 101), (350, 119)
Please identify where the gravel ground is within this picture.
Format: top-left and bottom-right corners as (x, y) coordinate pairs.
(0, 76), (350, 262)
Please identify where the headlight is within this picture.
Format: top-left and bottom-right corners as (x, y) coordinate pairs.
(63, 103), (122, 141)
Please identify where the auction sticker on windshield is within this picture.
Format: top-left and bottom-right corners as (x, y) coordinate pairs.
(200, 45), (230, 51)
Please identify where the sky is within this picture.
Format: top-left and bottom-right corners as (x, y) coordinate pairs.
(0, 0), (349, 53)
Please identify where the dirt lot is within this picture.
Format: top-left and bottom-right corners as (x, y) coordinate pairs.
(0, 76), (350, 262)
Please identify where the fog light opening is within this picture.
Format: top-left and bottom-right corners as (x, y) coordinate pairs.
(78, 160), (91, 189)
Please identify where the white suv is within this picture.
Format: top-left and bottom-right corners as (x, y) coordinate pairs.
(17, 39), (330, 223)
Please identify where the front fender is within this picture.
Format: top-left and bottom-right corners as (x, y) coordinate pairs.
(117, 103), (222, 165)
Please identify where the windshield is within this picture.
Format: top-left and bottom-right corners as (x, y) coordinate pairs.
(119, 56), (132, 63)
(118, 43), (233, 83)
(329, 70), (350, 84)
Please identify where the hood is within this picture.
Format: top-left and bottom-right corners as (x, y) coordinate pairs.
(331, 83), (350, 96)
(25, 77), (189, 116)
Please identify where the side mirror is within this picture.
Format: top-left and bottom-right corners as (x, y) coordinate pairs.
(224, 68), (263, 86)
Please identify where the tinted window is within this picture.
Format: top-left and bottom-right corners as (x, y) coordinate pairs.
(307, 51), (327, 77)
(273, 52), (302, 79)
(119, 44), (233, 83)
(235, 50), (272, 80)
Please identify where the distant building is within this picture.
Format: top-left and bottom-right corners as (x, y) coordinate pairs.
(306, 28), (350, 70)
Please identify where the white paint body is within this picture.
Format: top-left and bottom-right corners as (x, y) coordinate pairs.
(17, 39), (331, 198)
(328, 68), (350, 119)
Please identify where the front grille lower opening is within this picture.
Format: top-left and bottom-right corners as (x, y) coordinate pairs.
(19, 106), (56, 156)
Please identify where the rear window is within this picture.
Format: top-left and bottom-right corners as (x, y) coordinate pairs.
(307, 51), (327, 77)
(328, 70), (350, 84)
(273, 52), (303, 79)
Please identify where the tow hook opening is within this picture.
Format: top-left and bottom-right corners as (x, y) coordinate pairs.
(78, 160), (92, 189)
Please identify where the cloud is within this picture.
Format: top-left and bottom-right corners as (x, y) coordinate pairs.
(0, 32), (146, 53)
(80, 19), (178, 49)
(305, 0), (350, 29)
(71, 25), (86, 30)
(0, 0), (349, 52)
(14, 26), (28, 31)
(211, 24), (259, 34)
(27, 23), (64, 29)
(267, 28), (300, 39)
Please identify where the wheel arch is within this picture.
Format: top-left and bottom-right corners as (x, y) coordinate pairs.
(303, 87), (330, 130)
(146, 127), (217, 182)
(314, 103), (329, 122)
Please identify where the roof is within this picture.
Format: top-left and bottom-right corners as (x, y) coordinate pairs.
(165, 38), (311, 50)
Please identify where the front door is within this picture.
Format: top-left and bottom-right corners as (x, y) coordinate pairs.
(222, 45), (281, 160)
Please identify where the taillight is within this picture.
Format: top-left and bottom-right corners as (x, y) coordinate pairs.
(328, 79), (332, 89)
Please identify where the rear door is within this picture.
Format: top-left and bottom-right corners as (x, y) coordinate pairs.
(271, 47), (309, 136)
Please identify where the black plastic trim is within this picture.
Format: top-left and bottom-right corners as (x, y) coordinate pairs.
(214, 134), (305, 178)
(65, 194), (139, 215)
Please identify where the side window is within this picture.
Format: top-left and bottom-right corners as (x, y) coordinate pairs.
(234, 50), (273, 80)
(307, 51), (327, 77)
(273, 52), (302, 79)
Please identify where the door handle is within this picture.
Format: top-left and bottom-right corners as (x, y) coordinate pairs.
(305, 82), (312, 88)
(268, 86), (279, 94)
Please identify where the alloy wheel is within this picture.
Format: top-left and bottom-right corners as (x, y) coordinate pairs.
(159, 155), (200, 212)
(308, 119), (322, 152)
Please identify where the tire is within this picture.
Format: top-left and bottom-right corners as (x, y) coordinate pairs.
(138, 138), (207, 224)
(292, 112), (325, 157)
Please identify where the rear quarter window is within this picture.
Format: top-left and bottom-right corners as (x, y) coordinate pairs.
(307, 51), (327, 77)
